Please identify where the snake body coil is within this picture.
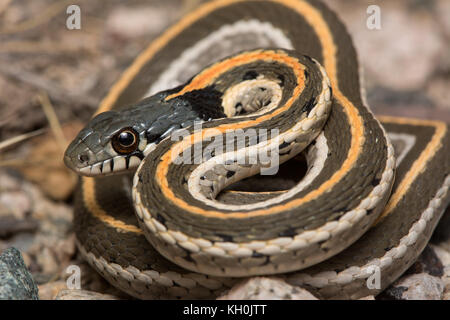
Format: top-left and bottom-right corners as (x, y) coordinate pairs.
(65, 0), (450, 299)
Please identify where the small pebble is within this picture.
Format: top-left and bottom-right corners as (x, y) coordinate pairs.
(382, 273), (444, 300)
(218, 277), (318, 300)
(55, 289), (120, 300)
(38, 281), (68, 300)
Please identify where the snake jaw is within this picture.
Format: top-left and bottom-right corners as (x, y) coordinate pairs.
(64, 130), (148, 177)
(64, 107), (150, 176)
(65, 156), (136, 177)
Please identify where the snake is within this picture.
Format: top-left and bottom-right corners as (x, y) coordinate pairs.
(64, 0), (450, 299)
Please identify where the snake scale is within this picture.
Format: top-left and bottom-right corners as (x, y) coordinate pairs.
(64, 0), (450, 299)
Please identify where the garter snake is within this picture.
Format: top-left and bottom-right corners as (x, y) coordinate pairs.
(64, 0), (450, 299)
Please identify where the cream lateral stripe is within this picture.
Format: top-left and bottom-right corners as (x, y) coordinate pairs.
(387, 133), (416, 166)
(147, 0), (367, 218)
(86, 118), (447, 234)
(185, 66), (331, 211)
(374, 117), (447, 225)
(186, 132), (328, 211)
(147, 19), (294, 96)
(289, 174), (450, 290)
(132, 142), (395, 256)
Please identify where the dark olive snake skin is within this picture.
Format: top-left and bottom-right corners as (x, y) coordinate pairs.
(64, 0), (450, 299)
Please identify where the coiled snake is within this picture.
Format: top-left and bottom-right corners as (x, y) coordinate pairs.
(64, 0), (450, 299)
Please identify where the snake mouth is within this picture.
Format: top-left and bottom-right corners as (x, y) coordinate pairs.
(64, 156), (105, 177)
(65, 155), (141, 177)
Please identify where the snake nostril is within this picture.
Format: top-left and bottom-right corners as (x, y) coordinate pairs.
(78, 153), (89, 164)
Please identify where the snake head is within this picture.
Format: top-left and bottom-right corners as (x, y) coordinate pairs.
(64, 110), (149, 176)
(64, 93), (204, 176)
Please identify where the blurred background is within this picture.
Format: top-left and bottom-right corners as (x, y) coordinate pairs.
(0, 0), (448, 299)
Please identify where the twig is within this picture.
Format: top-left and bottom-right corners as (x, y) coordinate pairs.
(0, 40), (92, 54)
(0, 158), (58, 168)
(0, 128), (46, 152)
(38, 91), (67, 151)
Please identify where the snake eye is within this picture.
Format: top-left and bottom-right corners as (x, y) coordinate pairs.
(112, 128), (139, 154)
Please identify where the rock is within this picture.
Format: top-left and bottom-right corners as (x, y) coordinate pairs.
(359, 295), (375, 300)
(0, 173), (31, 223)
(405, 245), (444, 277)
(382, 273), (444, 300)
(55, 289), (120, 300)
(1, 232), (36, 253)
(0, 216), (38, 239)
(106, 6), (176, 39)
(52, 234), (77, 269)
(0, 171), (22, 191)
(380, 245), (447, 300)
(29, 234), (76, 283)
(38, 281), (67, 300)
(0, 170), (76, 289)
(431, 245), (450, 300)
(0, 247), (39, 300)
(218, 277), (318, 300)
(36, 247), (60, 275)
(0, 191), (32, 220)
